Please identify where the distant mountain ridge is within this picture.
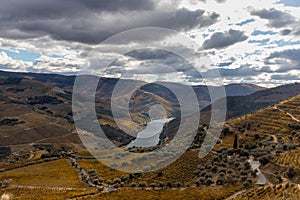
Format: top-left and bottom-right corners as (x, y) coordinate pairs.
(0, 70), (265, 149)
(201, 82), (300, 123)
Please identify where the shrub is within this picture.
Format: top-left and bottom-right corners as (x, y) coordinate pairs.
(93, 179), (99, 185)
(99, 177), (104, 183)
(211, 165), (218, 173)
(121, 175), (129, 182)
(158, 182), (164, 189)
(286, 167), (296, 179)
(113, 178), (121, 184)
(216, 178), (225, 185)
(150, 183), (156, 189)
(157, 171), (163, 177)
(176, 182), (182, 188)
(243, 181), (250, 188)
(139, 182), (146, 189)
(259, 155), (271, 165)
(205, 178), (213, 186)
(166, 181), (173, 188)
(240, 149), (250, 157)
(130, 182), (137, 187)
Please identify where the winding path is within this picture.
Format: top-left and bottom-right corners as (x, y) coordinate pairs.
(274, 105), (300, 122)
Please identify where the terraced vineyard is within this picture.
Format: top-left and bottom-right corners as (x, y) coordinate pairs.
(233, 182), (300, 200)
(226, 94), (300, 147)
(276, 95), (300, 122)
(274, 148), (300, 170)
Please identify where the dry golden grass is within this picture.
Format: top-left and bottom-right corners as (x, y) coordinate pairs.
(0, 159), (85, 188)
(274, 148), (300, 170)
(78, 186), (242, 200)
(233, 182), (300, 200)
(29, 150), (46, 161)
(78, 150), (201, 184)
(131, 150), (201, 184)
(77, 159), (128, 180)
(0, 187), (97, 200)
(225, 94), (300, 147)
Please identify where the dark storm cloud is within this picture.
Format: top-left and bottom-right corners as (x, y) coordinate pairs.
(126, 49), (173, 60)
(190, 0), (226, 3)
(203, 65), (272, 78)
(250, 8), (296, 28)
(0, 0), (155, 20)
(0, 1), (219, 44)
(250, 8), (300, 36)
(202, 29), (248, 49)
(271, 74), (300, 80)
(220, 65), (272, 77)
(107, 49), (202, 79)
(265, 49), (300, 72)
(280, 29), (292, 36)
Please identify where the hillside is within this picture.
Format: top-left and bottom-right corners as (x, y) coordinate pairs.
(220, 94), (300, 185)
(1, 88), (300, 199)
(200, 83), (300, 123)
(0, 71), (264, 148)
(0, 70), (263, 111)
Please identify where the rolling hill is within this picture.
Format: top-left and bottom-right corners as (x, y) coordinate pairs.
(0, 71), (300, 199)
(200, 83), (300, 123)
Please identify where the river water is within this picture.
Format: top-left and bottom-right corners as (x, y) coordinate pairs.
(126, 118), (173, 148)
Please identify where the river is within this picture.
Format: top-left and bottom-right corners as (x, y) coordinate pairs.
(126, 118), (173, 148)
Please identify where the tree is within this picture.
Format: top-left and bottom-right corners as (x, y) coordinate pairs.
(150, 183), (156, 189)
(195, 180), (201, 187)
(158, 171), (163, 177)
(130, 182), (137, 187)
(233, 134), (238, 149)
(158, 182), (164, 190)
(176, 182), (182, 188)
(166, 181), (173, 188)
(287, 167), (296, 178)
(139, 182), (146, 189)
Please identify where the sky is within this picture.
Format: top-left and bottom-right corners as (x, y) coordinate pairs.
(0, 0), (300, 87)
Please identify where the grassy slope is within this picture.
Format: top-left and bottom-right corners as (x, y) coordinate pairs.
(0, 159), (84, 188)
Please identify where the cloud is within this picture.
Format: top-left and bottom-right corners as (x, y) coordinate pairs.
(220, 65), (272, 77)
(0, 0), (156, 20)
(202, 64), (272, 78)
(250, 8), (296, 28)
(0, 51), (32, 71)
(265, 49), (300, 72)
(0, 1), (219, 44)
(202, 29), (248, 49)
(110, 49), (202, 78)
(271, 74), (300, 80)
(126, 49), (179, 60)
(250, 8), (300, 36)
(280, 29), (292, 36)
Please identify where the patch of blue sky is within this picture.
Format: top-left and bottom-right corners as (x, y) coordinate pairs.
(245, 50), (262, 57)
(235, 18), (255, 26)
(248, 39), (270, 46)
(279, 0), (300, 7)
(272, 40), (300, 47)
(251, 30), (277, 36)
(49, 54), (63, 58)
(217, 62), (233, 67)
(202, 33), (209, 38)
(0, 48), (41, 62)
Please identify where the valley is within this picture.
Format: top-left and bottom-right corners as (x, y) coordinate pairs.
(0, 71), (300, 199)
